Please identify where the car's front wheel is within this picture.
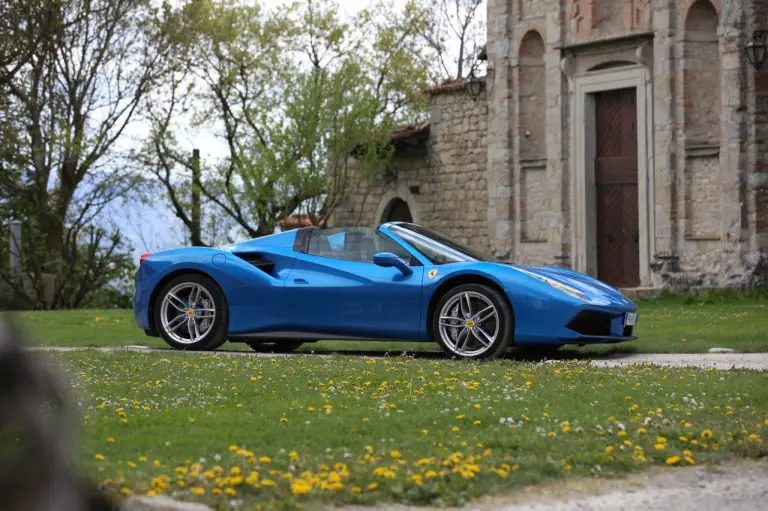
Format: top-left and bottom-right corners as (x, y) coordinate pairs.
(154, 274), (229, 351)
(432, 283), (514, 360)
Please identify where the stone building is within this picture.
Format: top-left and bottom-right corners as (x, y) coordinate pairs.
(332, 0), (768, 291)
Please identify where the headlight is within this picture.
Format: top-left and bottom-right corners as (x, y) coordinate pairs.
(515, 268), (588, 301)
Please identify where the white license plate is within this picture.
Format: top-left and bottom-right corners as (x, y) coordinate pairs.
(624, 312), (638, 326)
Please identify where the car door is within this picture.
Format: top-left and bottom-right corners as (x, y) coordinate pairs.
(283, 228), (424, 340)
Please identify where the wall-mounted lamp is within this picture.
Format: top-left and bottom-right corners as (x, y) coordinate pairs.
(465, 70), (482, 100)
(745, 29), (768, 73)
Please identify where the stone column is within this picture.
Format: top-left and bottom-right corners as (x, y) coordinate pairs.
(719, 0), (748, 284)
(485, 0), (515, 260)
(546, 0), (570, 267)
(651, 0), (679, 284)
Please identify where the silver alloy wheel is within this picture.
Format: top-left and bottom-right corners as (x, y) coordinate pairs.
(438, 291), (499, 357)
(159, 282), (216, 345)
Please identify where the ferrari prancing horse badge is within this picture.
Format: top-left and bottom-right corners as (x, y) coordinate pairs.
(428, 269), (438, 279)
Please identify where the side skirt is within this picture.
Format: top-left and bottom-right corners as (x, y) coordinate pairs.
(228, 331), (422, 343)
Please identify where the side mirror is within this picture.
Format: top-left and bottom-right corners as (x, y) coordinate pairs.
(373, 252), (413, 276)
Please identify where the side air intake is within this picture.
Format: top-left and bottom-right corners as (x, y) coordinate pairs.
(232, 252), (276, 276)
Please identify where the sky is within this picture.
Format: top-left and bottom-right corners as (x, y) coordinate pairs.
(103, 0), (486, 264)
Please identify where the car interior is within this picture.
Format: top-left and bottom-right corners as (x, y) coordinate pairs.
(307, 229), (414, 264)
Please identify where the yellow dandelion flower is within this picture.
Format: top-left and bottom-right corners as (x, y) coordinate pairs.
(666, 455), (680, 465)
(261, 479), (276, 487)
(605, 446), (614, 453)
(684, 456), (695, 465)
(654, 444), (665, 450)
(95, 454), (105, 461)
(259, 456), (272, 463)
(291, 479), (313, 495)
(367, 482), (378, 491)
(190, 487), (205, 495)
(138, 456), (147, 462)
(351, 486), (362, 493)
(225, 487), (236, 496)
(212, 488), (222, 495)
(701, 430), (713, 440)
(280, 417), (288, 423)
(409, 474), (423, 486)
(107, 437), (115, 444)
(127, 461), (136, 468)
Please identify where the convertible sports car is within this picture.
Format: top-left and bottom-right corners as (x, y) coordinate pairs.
(133, 222), (638, 359)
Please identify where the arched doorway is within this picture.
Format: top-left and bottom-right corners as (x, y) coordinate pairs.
(382, 198), (413, 223)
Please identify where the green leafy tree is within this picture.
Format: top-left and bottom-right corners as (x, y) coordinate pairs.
(140, 0), (431, 244)
(0, 0), (173, 308)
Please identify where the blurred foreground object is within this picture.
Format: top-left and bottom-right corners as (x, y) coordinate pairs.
(0, 315), (114, 511)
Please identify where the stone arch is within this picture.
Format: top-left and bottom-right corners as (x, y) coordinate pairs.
(374, 183), (422, 225)
(683, 0), (720, 143)
(518, 29), (546, 160)
(381, 198), (413, 223)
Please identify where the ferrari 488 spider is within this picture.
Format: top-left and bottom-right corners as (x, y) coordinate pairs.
(133, 223), (638, 359)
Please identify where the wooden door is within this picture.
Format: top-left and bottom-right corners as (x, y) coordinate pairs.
(594, 88), (640, 288)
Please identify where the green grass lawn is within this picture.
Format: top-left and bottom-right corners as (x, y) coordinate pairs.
(13, 293), (768, 354)
(48, 350), (767, 509)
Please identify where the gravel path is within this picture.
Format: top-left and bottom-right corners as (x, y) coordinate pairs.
(464, 462), (768, 511)
(588, 352), (768, 371)
(29, 346), (768, 370)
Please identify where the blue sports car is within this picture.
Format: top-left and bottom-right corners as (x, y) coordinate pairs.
(133, 222), (638, 359)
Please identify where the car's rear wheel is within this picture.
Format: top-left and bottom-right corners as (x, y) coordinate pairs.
(246, 340), (304, 353)
(154, 274), (228, 351)
(432, 283), (514, 360)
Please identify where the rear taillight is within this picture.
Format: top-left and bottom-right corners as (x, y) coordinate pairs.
(140, 253), (152, 265)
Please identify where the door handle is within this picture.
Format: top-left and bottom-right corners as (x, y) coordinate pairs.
(293, 278), (309, 284)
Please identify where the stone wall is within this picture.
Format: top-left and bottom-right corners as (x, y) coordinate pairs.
(331, 87), (491, 255)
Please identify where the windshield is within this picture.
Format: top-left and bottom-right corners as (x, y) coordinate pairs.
(388, 223), (495, 265)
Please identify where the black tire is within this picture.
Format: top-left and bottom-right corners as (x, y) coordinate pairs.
(431, 283), (514, 360)
(153, 274), (229, 351)
(246, 340), (304, 353)
(515, 344), (562, 358)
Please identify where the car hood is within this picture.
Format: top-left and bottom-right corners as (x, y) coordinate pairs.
(502, 263), (635, 307)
